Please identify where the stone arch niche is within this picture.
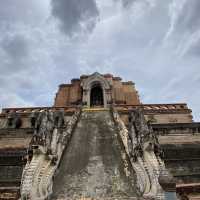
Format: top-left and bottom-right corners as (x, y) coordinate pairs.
(81, 72), (112, 107)
(90, 83), (104, 106)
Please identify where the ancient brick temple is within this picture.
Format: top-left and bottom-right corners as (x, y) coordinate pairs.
(54, 72), (140, 107)
(0, 72), (199, 200)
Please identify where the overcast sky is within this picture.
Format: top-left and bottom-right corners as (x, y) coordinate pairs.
(0, 0), (199, 121)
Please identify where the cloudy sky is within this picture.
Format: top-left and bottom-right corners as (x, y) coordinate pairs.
(0, 0), (199, 120)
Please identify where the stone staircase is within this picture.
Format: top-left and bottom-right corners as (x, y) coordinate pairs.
(51, 110), (138, 200)
(20, 108), (165, 200)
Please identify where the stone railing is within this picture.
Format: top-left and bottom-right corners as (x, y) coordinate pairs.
(1, 106), (79, 116)
(111, 106), (165, 199)
(115, 103), (191, 114)
(20, 109), (81, 200)
(0, 103), (191, 116)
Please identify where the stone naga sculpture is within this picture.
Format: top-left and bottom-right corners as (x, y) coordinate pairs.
(112, 106), (165, 199)
(20, 109), (81, 200)
(34, 111), (54, 152)
(128, 108), (164, 161)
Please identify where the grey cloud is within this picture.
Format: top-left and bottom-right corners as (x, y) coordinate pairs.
(0, 0), (50, 25)
(51, 0), (99, 36)
(0, 0), (199, 122)
(0, 34), (31, 76)
(175, 0), (200, 33)
(188, 43), (200, 56)
(113, 0), (155, 9)
(1, 34), (29, 61)
(114, 0), (135, 8)
(0, 92), (33, 108)
(165, 0), (200, 56)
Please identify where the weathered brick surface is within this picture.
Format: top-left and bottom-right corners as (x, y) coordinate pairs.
(54, 74), (141, 107)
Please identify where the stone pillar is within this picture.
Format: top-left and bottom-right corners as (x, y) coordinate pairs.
(82, 89), (89, 106)
(105, 89), (112, 105)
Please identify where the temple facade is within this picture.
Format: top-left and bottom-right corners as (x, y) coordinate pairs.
(54, 72), (140, 107)
(0, 72), (199, 200)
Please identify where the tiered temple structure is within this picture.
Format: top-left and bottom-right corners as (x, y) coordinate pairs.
(0, 72), (199, 200)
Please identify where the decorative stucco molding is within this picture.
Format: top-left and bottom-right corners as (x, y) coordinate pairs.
(81, 72), (112, 107)
(111, 106), (165, 199)
(20, 109), (81, 200)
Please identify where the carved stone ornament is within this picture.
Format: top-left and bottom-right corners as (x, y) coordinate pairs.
(20, 109), (81, 200)
(81, 72), (112, 107)
(111, 106), (166, 199)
